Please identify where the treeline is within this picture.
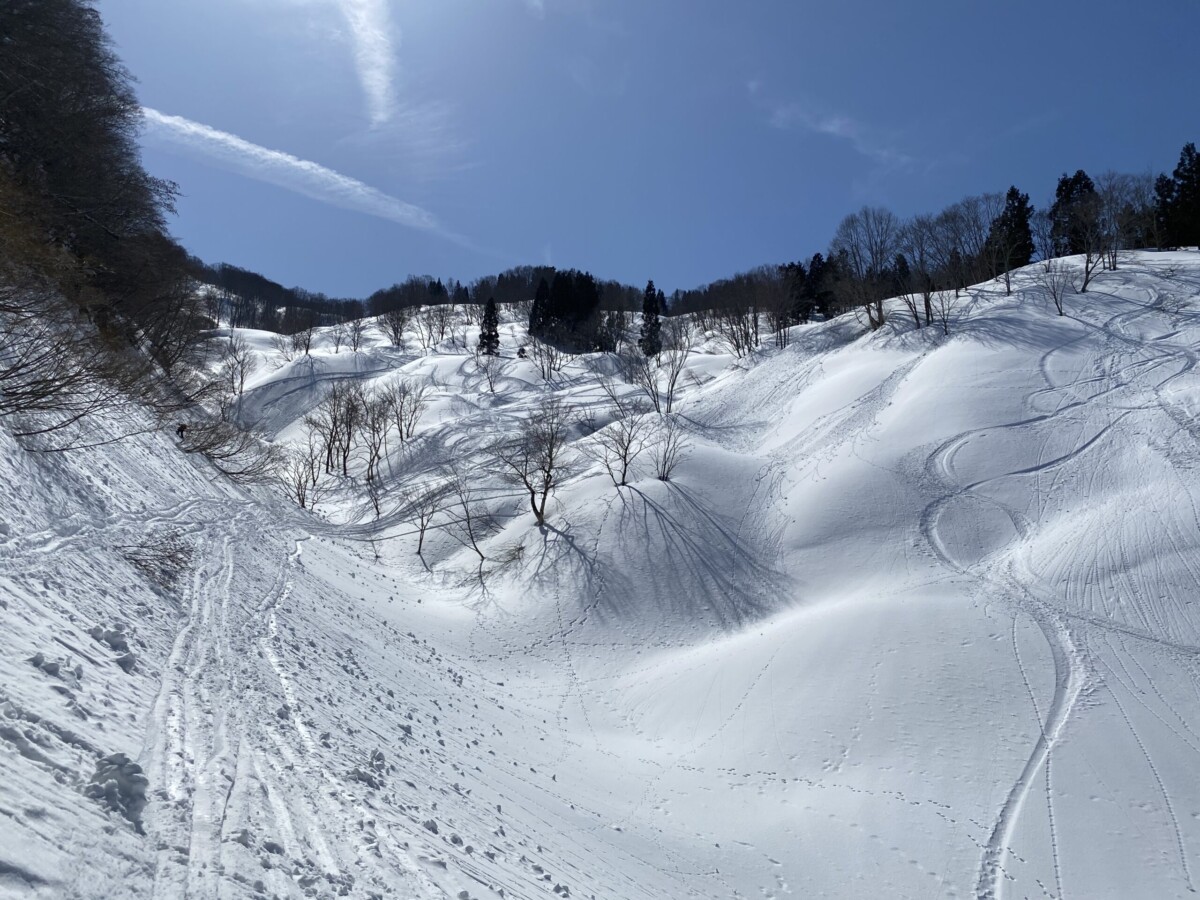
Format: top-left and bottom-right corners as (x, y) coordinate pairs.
(203, 134), (1199, 360)
(365, 267), (640, 317)
(196, 262), (363, 333)
(0, 0), (212, 443)
(668, 142), (1200, 344)
(194, 262), (643, 342)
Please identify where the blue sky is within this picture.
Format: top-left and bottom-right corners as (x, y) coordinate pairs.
(101, 0), (1199, 298)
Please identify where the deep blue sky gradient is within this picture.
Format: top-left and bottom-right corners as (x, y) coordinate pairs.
(100, 0), (1200, 297)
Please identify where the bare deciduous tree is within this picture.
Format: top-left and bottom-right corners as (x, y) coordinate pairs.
(290, 324), (316, 357)
(330, 322), (349, 353)
(407, 484), (446, 555)
(831, 206), (902, 330)
(414, 304), (454, 352)
(304, 381), (363, 476)
(444, 467), (492, 575)
(495, 398), (573, 526)
(348, 317), (369, 352)
(528, 336), (568, 382)
(618, 348), (661, 413)
(220, 334), (257, 400)
(1094, 171), (1154, 272)
(0, 266), (133, 430)
(415, 307), (438, 351)
(359, 388), (391, 483)
(379, 308), (410, 348)
(585, 384), (653, 486)
(383, 378), (429, 445)
(750, 267), (791, 349)
(1076, 195), (1106, 292)
(660, 316), (695, 414)
(969, 192), (1008, 285)
(714, 301), (759, 358)
(278, 433), (327, 509)
(931, 289), (963, 336)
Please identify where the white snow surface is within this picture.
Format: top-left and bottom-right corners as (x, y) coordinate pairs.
(4, 253), (1200, 898)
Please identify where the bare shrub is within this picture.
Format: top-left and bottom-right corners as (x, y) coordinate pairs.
(182, 419), (281, 482)
(528, 336), (568, 382)
(649, 415), (690, 481)
(270, 333), (295, 363)
(117, 530), (193, 589)
(1039, 259), (1074, 316)
(278, 433), (327, 510)
(476, 352), (505, 393)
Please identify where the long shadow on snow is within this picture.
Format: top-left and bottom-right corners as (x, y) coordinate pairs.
(523, 484), (789, 635)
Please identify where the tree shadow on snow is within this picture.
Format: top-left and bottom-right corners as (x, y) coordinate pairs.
(520, 482), (791, 638)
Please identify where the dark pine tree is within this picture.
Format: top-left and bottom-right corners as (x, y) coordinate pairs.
(986, 186), (1035, 276)
(529, 276), (551, 339)
(1050, 170), (1097, 255)
(478, 297), (500, 355)
(1159, 143), (1200, 249)
(1155, 174), (1178, 248)
(639, 279), (662, 357)
(453, 280), (471, 306)
(781, 261), (809, 323)
(805, 252), (840, 318)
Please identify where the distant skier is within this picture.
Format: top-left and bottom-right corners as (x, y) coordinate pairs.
(517, 347), (527, 359)
(175, 422), (188, 440)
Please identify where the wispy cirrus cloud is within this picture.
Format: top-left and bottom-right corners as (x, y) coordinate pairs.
(748, 81), (913, 169)
(337, 0), (397, 127)
(141, 107), (445, 234)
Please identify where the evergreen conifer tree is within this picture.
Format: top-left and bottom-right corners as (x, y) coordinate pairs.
(639, 280), (662, 357)
(1159, 143), (1200, 248)
(529, 277), (551, 339)
(1050, 170), (1097, 255)
(479, 297), (501, 356)
(986, 186), (1035, 272)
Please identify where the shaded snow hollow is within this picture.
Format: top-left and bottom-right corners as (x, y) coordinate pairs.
(3, 252), (1200, 898)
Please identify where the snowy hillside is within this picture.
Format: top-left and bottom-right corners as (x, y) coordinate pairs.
(4, 252), (1200, 899)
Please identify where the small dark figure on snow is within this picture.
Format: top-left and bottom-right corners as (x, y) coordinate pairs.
(517, 347), (526, 359)
(175, 423), (188, 439)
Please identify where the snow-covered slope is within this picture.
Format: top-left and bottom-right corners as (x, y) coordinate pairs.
(4, 252), (1200, 899)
